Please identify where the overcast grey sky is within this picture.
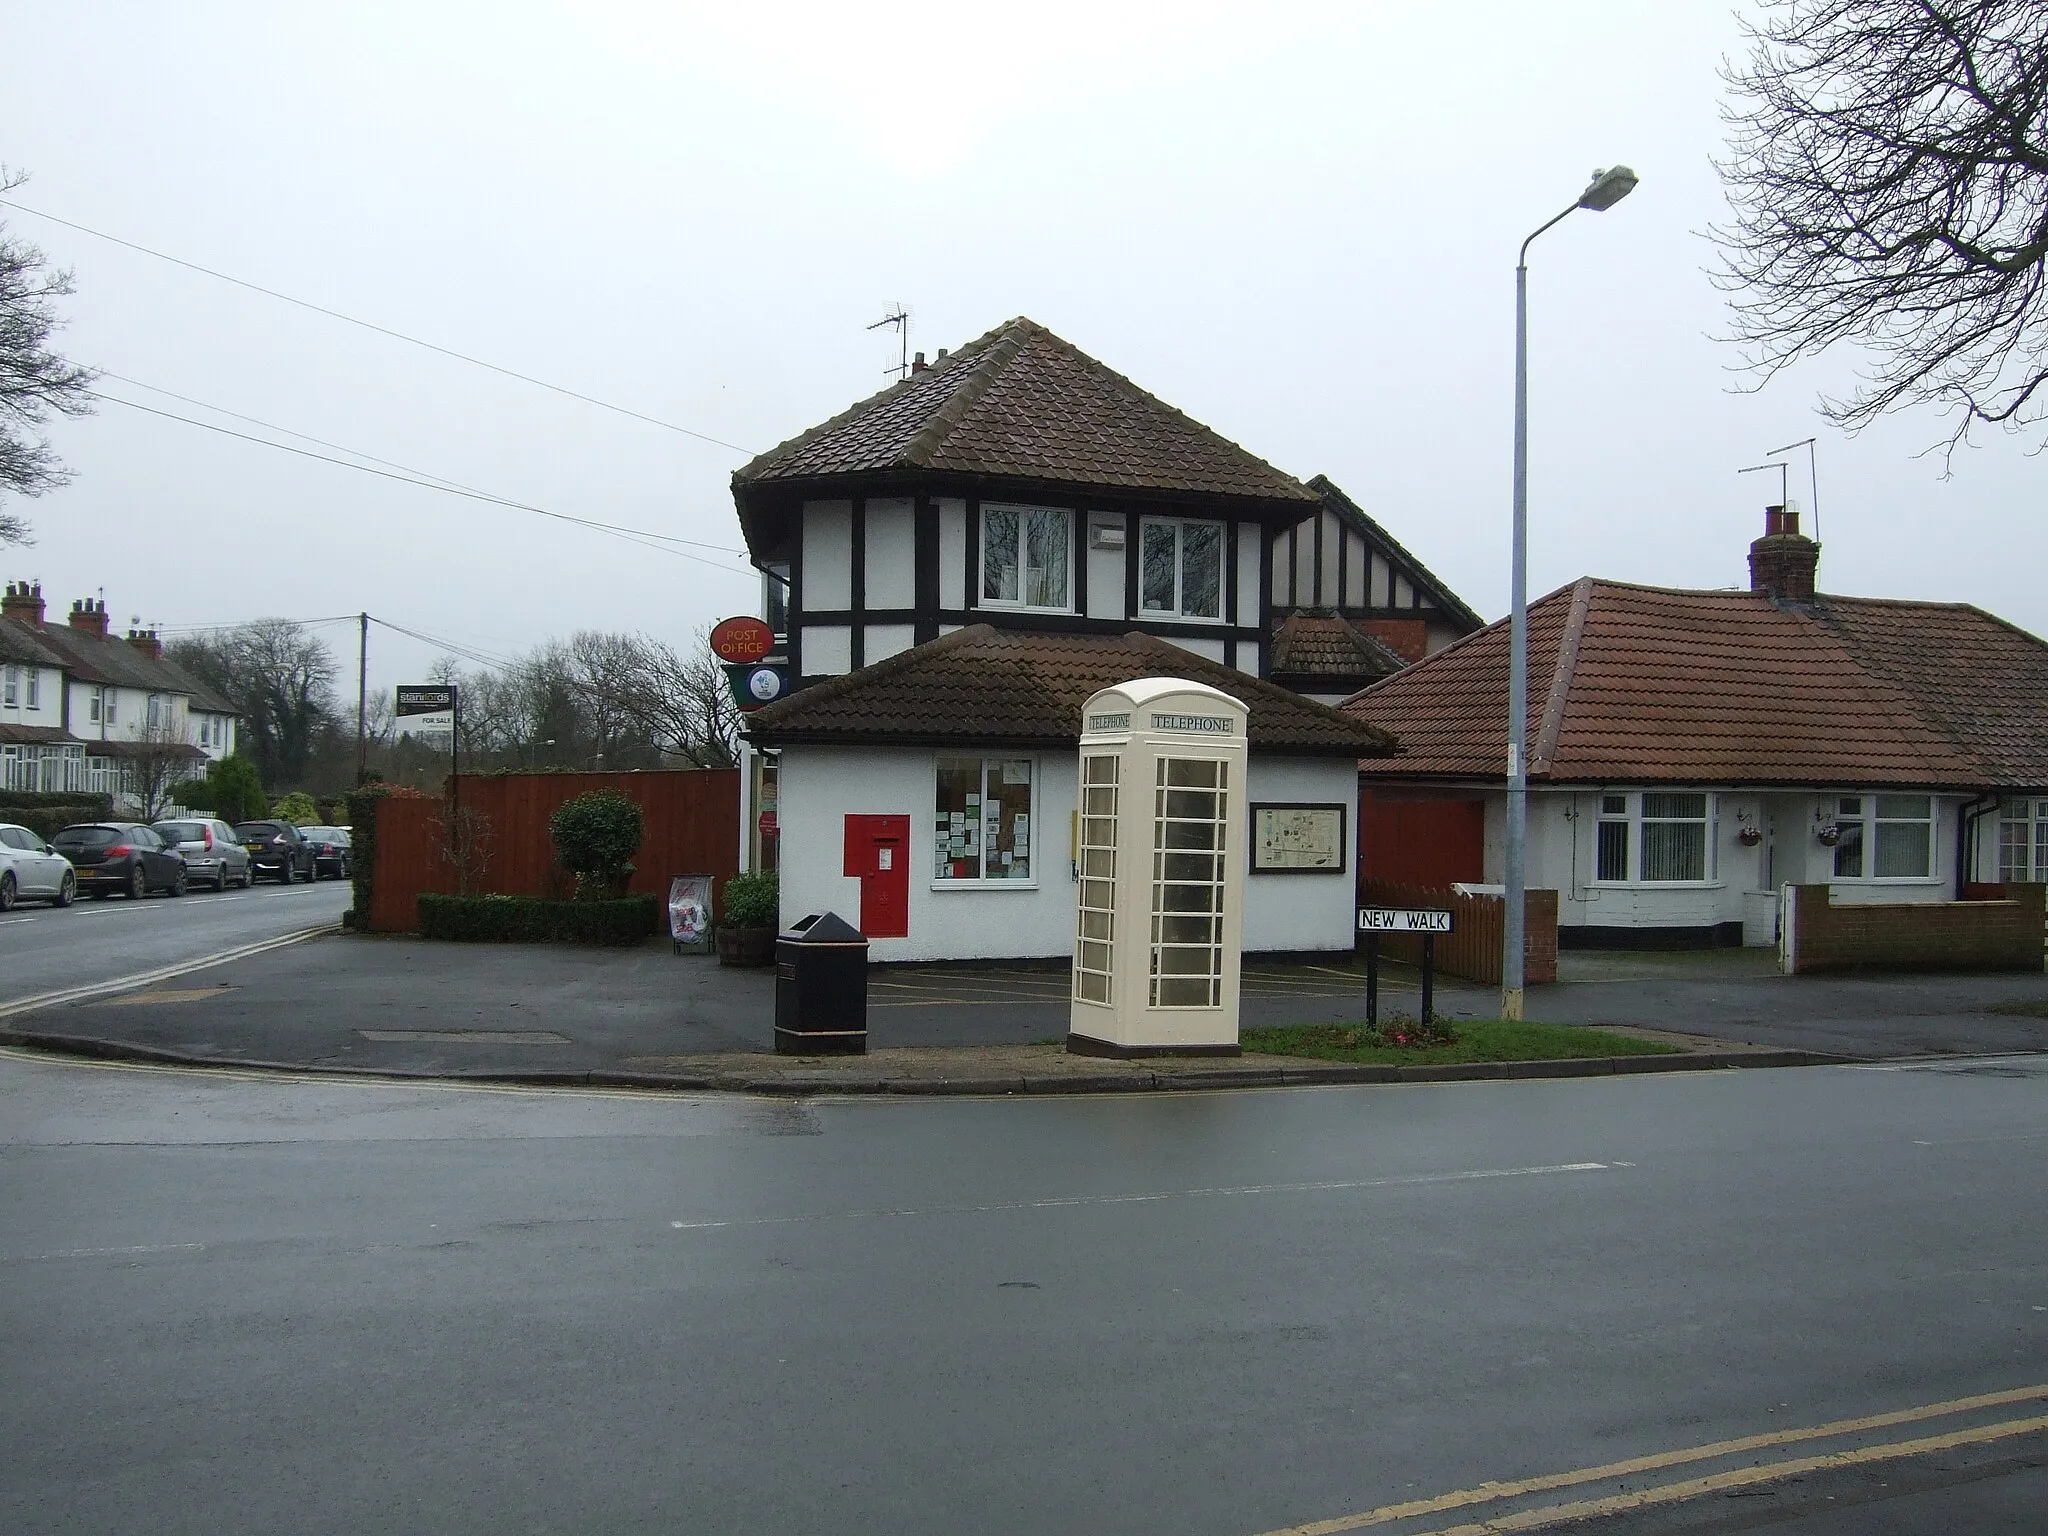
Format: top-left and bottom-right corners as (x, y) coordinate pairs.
(2, 1), (2039, 697)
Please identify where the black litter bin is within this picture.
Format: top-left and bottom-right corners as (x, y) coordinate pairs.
(774, 912), (869, 1055)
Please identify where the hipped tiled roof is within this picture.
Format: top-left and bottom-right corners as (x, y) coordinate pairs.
(1269, 614), (1409, 683)
(0, 723), (81, 746)
(734, 317), (1317, 507)
(747, 625), (1398, 757)
(1345, 579), (2048, 790)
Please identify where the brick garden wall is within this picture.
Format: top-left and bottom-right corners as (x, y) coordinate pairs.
(1786, 883), (2046, 974)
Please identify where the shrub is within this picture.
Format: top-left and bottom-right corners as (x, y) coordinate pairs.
(720, 870), (778, 929)
(189, 755), (266, 824)
(272, 790), (321, 825)
(417, 892), (659, 945)
(0, 790), (114, 816)
(13, 804), (110, 840)
(549, 789), (644, 899)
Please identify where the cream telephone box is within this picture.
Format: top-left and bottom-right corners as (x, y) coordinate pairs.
(1067, 677), (1248, 1057)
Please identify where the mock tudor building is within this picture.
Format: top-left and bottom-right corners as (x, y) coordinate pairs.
(0, 582), (239, 807)
(1343, 507), (2048, 948)
(731, 316), (1434, 960)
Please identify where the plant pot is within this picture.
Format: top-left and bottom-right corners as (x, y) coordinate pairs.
(717, 925), (776, 967)
(1737, 828), (1763, 847)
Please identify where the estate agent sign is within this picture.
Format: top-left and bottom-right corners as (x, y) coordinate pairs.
(395, 684), (456, 745)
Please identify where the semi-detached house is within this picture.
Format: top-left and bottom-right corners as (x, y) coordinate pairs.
(731, 316), (1478, 962)
(1342, 507), (2048, 948)
(1, 583), (239, 807)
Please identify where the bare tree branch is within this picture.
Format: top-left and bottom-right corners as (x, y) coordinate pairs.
(1711, 0), (2048, 459)
(0, 167), (98, 544)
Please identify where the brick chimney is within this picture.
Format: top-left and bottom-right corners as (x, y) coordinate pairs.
(126, 627), (163, 660)
(2, 580), (45, 627)
(68, 597), (110, 638)
(1749, 505), (1820, 603)
(910, 350), (928, 374)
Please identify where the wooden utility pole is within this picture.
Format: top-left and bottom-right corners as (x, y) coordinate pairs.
(356, 612), (369, 784)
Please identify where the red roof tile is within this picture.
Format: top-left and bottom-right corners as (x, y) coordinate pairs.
(734, 317), (1316, 507)
(747, 625), (1397, 757)
(1345, 579), (2047, 789)
(1269, 614), (1409, 681)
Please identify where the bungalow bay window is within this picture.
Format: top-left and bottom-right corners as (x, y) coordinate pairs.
(934, 757), (1035, 883)
(1831, 794), (1933, 879)
(981, 504), (1070, 611)
(1139, 517), (1224, 620)
(2001, 798), (2048, 883)
(1594, 791), (1713, 883)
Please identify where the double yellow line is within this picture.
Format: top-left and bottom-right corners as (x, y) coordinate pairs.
(1259, 1383), (2048, 1536)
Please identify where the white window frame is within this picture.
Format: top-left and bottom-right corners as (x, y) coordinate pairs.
(1589, 789), (1719, 886)
(1829, 793), (1939, 883)
(1998, 797), (2048, 884)
(25, 669), (37, 710)
(147, 693), (164, 730)
(932, 755), (1039, 888)
(1138, 516), (1228, 622)
(978, 503), (1073, 614)
(2, 665), (15, 707)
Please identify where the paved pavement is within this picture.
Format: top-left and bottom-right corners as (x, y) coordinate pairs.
(0, 875), (350, 1005)
(3, 1046), (2044, 1534)
(4, 933), (2042, 1081)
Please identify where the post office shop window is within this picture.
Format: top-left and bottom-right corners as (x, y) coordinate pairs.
(1592, 791), (1712, 883)
(1139, 518), (1225, 620)
(1832, 794), (1933, 879)
(2000, 798), (2048, 884)
(934, 756), (1034, 882)
(981, 504), (1071, 611)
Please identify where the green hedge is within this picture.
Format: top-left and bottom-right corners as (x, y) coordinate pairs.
(9, 804), (113, 840)
(417, 892), (660, 946)
(0, 789), (113, 817)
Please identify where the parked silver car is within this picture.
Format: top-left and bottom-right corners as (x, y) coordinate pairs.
(151, 818), (255, 891)
(0, 823), (77, 909)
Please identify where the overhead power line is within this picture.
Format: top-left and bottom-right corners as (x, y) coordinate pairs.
(99, 371), (747, 556)
(0, 198), (755, 455)
(87, 389), (755, 574)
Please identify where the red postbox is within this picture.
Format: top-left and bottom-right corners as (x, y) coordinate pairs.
(842, 813), (910, 939)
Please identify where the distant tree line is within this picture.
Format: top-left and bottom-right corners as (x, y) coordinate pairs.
(166, 620), (738, 802)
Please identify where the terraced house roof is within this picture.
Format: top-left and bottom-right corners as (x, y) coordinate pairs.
(1344, 579), (2048, 790)
(733, 317), (1317, 508)
(746, 625), (1398, 757)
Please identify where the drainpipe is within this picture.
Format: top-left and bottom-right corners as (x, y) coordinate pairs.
(1956, 792), (1999, 895)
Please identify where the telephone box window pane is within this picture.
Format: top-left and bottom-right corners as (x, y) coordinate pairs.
(1073, 753), (1119, 1004)
(1149, 756), (1228, 1008)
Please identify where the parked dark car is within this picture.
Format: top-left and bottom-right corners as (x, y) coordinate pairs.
(299, 826), (353, 880)
(50, 822), (188, 899)
(151, 818), (255, 891)
(234, 820), (317, 883)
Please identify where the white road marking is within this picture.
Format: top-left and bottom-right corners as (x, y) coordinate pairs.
(0, 916), (37, 925)
(25, 1242), (207, 1261)
(667, 1161), (1614, 1231)
(0, 924), (337, 1018)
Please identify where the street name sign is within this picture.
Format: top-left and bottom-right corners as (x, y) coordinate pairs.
(1357, 906), (1453, 933)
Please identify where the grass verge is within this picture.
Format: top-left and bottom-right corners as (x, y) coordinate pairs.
(1985, 1000), (2048, 1018)
(1242, 1019), (1682, 1067)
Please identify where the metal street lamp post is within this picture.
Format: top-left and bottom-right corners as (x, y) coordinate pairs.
(1502, 164), (1637, 1022)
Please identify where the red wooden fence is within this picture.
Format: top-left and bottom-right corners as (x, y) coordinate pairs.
(1355, 877), (1558, 986)
(366, 769), (740, 934)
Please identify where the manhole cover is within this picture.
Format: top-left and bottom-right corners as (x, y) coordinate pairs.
(357, 1029), (572, 1045)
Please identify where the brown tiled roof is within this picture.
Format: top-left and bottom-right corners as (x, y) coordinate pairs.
(0, 616), (66, 669)
(24, 623), (239, 715)
(1344, 579), (2048, 789)
(1269, 614), (1409, 682)
(0, 723), (82, 746)
(734, 317), (1317, 506)
(747, 625), (1397, 757)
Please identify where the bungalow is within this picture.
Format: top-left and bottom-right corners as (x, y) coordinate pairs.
(1342, 507), (2048, 947)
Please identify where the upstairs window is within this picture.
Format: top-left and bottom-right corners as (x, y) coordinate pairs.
(2, 666), (15, 707)
(2001, 798), (2048, 884)
(25, 670), (36, 709)
(1592, 790), (1713, 883)
(981, 504), (1070, 611)
(1832, 795), (1933, 879)
(1140, 518), (1225, 620)
(763, 563), (790, 637)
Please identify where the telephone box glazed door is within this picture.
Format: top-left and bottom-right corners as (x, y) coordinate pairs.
(843, 814), (910, 939)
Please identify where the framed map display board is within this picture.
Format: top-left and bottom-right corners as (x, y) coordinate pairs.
(1249, 803), (1348, 874)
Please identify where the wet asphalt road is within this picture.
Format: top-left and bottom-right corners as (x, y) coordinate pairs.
(0, 874), (350, 1005)
(3, 1049), (2045, 1534)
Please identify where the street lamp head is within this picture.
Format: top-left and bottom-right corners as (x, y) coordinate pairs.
(1578, 165), (1638, 211)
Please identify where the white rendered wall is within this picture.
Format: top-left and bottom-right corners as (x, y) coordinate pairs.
(801, 626), (852, 676)
(778, 744), (1360, 961)
(0, 664), (62, 728)
(938, 499), (966, 610)
(863, 624), (916, 664)
(1242, 756), (1359, 954)
(1236, 524), (1261, 627)
(1161, 635), (1228, 665)
(864, 498), (916, 609)
(801, 499), (853, 611)
(1086, 512), (1126, 620)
